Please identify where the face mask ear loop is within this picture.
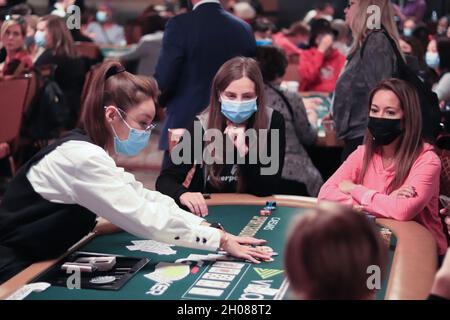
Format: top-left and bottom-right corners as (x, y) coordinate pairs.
(106, 106), (129, 140)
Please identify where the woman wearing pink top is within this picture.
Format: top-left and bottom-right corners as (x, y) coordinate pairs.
(318, 78), (447, 256)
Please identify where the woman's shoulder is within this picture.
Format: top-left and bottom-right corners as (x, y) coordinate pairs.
(363, 30), (395, 54)
(56, 139), (107, 161)
(34, 49), (54, 66)
(415, 143), (442, 166)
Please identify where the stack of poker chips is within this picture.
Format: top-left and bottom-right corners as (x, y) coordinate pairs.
(260, 201), (276, 216)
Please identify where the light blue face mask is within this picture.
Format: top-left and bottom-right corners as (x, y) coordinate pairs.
(96, 11), (108, 23)
(403, 28), (413, 37)
(34, 30), (46, 48)
(109, 107), (153, 156)
(425, 51), (440, 69)
(256, 38), (273, 46)
(220, 97), (258, 124)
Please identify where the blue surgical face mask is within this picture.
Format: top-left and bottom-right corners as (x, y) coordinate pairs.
(220, 97), (258, 124)
(34, 30), (46, 48)
(108, 107), (153, 156)
(403, 28), (413, 37)
(425, 51), (440, 69)
(96, 11), (108, 23)
(256, 38), (273, 46)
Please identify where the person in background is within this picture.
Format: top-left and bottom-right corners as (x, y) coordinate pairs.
(0, 14), (32, 77)
(7, 2), (32, 16)
(272, 21), (310, 58)
(333, 0), (400, 161)
(23, 15), (37, 48)
(50, 0), (75, 17)
(116, 14), (165, 77)
(298, 19), (346, 93)
(447, 25), (450, 39)
(34, 15), (87, 129)
(78, 8), (96, 41)
(331, 19), (351, 56)
(431, 38), (450, 103)
(394, 0), (427, 23)
(303, 1), (335, 25)
(23, 15), (43, 62)
(319, 78), (447, 257)
(437, 16), (449, 37)
(86, 2), (126, 46)
(402, 18), (416, 37)
(251, 17), (275, 47)
(426, 38), (440, 74)
(412, 23), (431, 52)
(232, 1), (256, 24)
(285, 202), (387, 300)
(257, 45), (323, 196)
(399, 35), (436, 87)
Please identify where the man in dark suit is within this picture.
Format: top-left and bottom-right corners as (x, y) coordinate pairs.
(154, 0), (256, 167)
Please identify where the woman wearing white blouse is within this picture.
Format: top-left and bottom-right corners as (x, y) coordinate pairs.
(0, 61), (271, 285)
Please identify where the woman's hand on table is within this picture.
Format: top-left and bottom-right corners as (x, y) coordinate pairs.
(220, 232), (271, 264)
(180, 192), (209, 217)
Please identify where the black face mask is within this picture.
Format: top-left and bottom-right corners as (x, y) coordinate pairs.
(368, 117), (403, 146)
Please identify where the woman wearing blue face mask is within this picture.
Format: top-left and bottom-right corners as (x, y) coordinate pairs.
(429, 38), (450, 103)
(156, 57), (286, 217)
(85, 3), (126, 46)
(26, 15), (88, 144)
(0, 61), (272, 285)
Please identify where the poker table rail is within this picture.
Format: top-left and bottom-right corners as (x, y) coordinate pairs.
(0, 194), (438, 300)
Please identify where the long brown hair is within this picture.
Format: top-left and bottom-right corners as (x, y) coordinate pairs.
(349, 0), (401, 56)
(80, 61), (159, 148)
(285, 202), (387, 300)
(358, 79), (423, 193)
(40, 15), (77, 58)
(206, 57), (268, 192)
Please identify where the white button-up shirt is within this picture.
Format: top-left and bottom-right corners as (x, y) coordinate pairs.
(26, 140), (221, 251)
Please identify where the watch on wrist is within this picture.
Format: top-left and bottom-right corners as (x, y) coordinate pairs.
(210, 222), (224, 231)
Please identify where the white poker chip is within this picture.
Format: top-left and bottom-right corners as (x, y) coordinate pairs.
(89, 276), (116, 284)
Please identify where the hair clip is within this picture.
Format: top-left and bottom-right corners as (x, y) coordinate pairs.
(105, 65), (126, 80)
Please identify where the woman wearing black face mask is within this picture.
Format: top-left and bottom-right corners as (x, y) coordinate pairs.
(318, 78), (447, 259)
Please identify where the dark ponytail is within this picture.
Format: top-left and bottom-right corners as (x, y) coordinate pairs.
(80, 61), (160, 147)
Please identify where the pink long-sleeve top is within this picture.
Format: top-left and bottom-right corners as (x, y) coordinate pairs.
(318, 143), (447, 255)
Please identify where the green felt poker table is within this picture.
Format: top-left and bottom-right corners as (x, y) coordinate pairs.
(0, 194), (438, 300)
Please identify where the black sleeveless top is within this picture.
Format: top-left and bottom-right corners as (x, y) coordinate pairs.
(0, 129), (97, 284)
